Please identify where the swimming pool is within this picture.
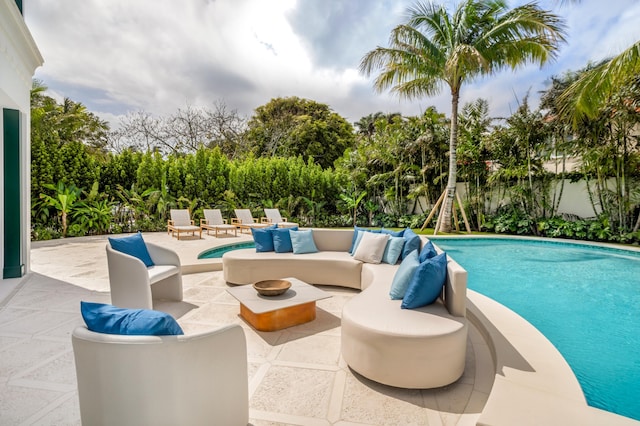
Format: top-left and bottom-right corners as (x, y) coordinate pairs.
(432, 237), (640, 421)
(198, 241), (256, 259)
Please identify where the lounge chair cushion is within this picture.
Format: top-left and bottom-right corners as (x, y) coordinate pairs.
(402, 252), (448, 309)
(401, 228), (421, 260)
(251, 225), (277, 252)
(273, 226), (298, 253)
(382, 236), (405, 265)
(353, 232), (389, 264)
(419, 240), (438, 262)
(290, 229), (318, 254)
(108, 232), (154, 267)
(389, 250), (420, 300)
(80, 301), (183, 335)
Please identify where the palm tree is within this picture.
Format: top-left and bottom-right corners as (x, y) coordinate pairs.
(558, 41), (640, 125)
(360, 0), (566, 232)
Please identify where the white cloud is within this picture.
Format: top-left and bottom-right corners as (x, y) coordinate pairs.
(25, 0), (640, 127)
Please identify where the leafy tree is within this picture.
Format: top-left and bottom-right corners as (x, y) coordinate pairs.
(245, 97), (355, 169)
(360, 0), (566, 231)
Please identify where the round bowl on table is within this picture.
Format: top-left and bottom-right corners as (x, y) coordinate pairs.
(253, 279), (291, 296)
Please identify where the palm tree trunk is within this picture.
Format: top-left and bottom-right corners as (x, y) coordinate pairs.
(440, 89), (460, 233)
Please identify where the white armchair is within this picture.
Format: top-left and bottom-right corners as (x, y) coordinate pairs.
(72, 324), (249, 426)
(106, 242), (183, 310)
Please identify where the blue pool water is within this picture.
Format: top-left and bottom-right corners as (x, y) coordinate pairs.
(433, 237), (640, 421)
(198, 242), (256, 259)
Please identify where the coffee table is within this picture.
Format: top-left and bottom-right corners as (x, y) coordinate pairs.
(226, 277), (331, 331)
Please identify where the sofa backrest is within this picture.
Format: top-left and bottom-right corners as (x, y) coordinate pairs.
(310, 228), (354, 252)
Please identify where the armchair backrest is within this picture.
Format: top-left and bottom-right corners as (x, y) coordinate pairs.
(170, 209), (193, 226)
(234, 209), (255, 224)
(72, 324), (248, 425)
(264, 208), (284, 223)
(203, 208), (224, 225)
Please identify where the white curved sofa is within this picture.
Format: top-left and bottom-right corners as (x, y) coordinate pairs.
(223, 228), (468, 389)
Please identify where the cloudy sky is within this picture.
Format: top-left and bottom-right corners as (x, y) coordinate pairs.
(24, 0), (640, 127)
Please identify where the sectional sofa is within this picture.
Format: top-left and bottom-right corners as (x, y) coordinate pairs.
(222, 228), (468, 389)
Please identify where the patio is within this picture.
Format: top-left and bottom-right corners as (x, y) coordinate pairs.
(0, 232), (492, 425)
(2, 232), (634, 425)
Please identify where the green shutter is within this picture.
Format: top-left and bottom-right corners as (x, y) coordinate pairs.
(3, 108), (24, 278)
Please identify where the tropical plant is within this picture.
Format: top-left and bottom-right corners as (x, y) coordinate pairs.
(360, 0), (566, 232)
(339, 190), (367, 226)
(39, 181), (82, 237)
(558, 41), (640, 124)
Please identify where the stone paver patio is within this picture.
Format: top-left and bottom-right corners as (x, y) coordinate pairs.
(0, 233), (493, 425)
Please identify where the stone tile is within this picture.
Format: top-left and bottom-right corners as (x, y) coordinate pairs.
(0, 339), (69, 379)
(2, 311), (78, 335)
(180, 302), (242, 325)
(251, 365), (335, 418)
(182, 286), (227, 302)
(434, 383), (474, 424)
(276, 333), (341, 366)
(340, 373), (429, 425)
(316, 293), (354, 314)
(31, 392), (81, 426)
(0, 383), (66, 426)
(0, 307), (40, 326)
(15, 350), (77, 386)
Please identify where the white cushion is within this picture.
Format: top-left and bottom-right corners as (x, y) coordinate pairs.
(353, 232), (389, 264)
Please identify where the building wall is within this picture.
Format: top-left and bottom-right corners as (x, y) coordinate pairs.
(0, 0), (43, 278)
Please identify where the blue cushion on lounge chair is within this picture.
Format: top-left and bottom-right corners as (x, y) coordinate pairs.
(389, 250), (420, 299)
(401, 228), (421, 260)
(401, 252), (448, 309)
(273, 226), (298, 253)
(290, 229), (318, 254)
(81, 301), (183, 335)
(251, 225), (277, 252)
(419, 240), (438, 262)
(108, 232), (154, 267)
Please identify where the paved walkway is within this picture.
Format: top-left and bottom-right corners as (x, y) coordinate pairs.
(1, 232), (493, 425)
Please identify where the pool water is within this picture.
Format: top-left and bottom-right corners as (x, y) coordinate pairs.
(433, 237), (640, 421)
(198, 242), (256, 258)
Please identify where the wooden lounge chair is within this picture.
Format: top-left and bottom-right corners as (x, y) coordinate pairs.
(262, 208), (298, 228)
(232, 209), (270, 234)
(200, 209), (237, 237)
(167, 209), (201, 240)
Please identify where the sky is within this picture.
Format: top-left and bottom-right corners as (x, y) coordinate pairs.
(24, 0), (640, 128)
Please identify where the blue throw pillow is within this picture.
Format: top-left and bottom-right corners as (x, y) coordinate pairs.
(272, 226), (298, 253)
(381, 228), (405, 238)
(350, 226), (381, 254)
(419, 240), (438, 263)
(401, 228), (421, 260)
(290, 229), (318, 254)
(251, 225), (277, 252)
(389, 250), (420, 299)
(401, 252), (448, 309)
(382, 236), (405, 265)
(80, 301), (184, 335)
(108, 232), (154, 267)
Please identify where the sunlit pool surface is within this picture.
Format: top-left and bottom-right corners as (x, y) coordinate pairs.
(433, 237), (640, 421)
(198, 241), (256, 259)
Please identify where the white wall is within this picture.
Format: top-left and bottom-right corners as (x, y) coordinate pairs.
(0, 0), (44, 277)
(410, 180), (604, 220)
